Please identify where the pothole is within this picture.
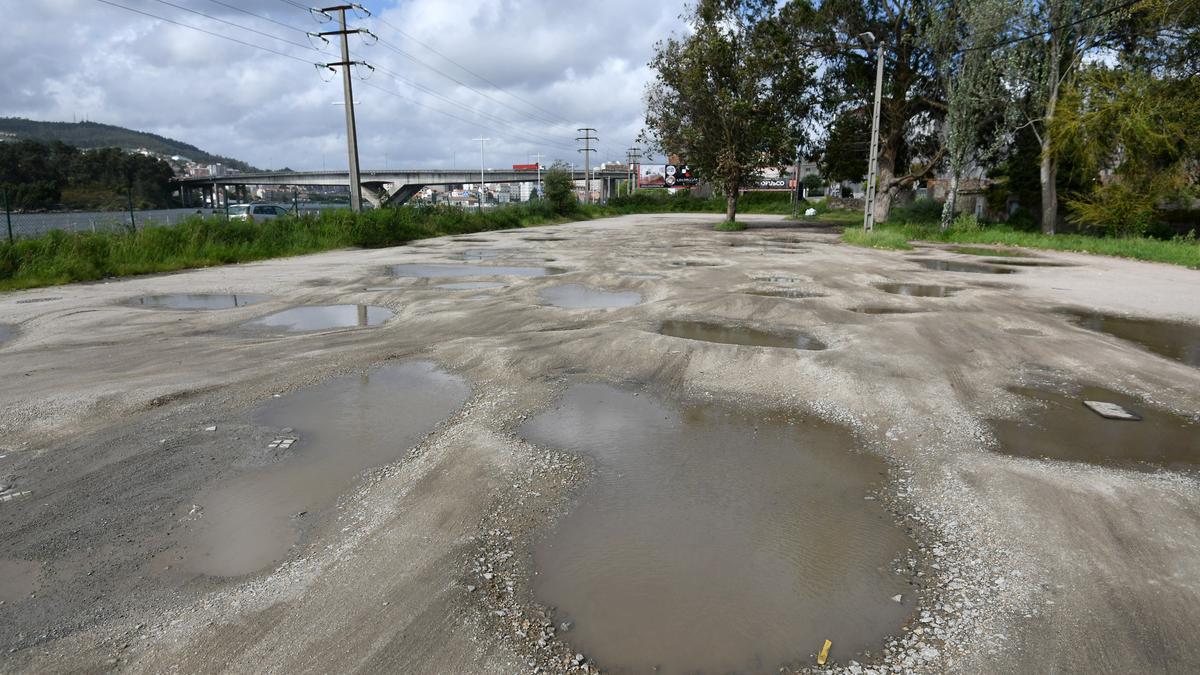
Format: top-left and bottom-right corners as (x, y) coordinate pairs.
(1061, 309), (1200, 367)
(390, 263), (560, 278)
(0, 324), (14, 346)
(128, 294), (272, 310)
(659, 320), (825, 350)
(1004, 327), (1044, 336)
(539, 284), (642, 309)
(14, 297), (62, 304)
(243, 305), (393, 332)
(912, 259), (1016, 274)
(435, 281), (508, 290)
(178, 362), (469, 576)
(519, 384), (913, 672)
(850, 307), (929, 315)
(0, 559), (40, 603)
(875, 283), (961, 298)
(745, 289), (826, 299)
(451, 237), (493, 243)
(984, 259), (1077, 268)
(668, 260), (722, 267)
(990, 384), (1200, 471)
(522, 236), (570, 242)
(754, 276), (804, 284)
(947, 246), (1028, 257)
(624, 274), (663, 281)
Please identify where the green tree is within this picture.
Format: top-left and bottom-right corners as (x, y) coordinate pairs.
(542, 163), (576, 215)
(793, 0), (948, 224)
(642, 0), (814, 223)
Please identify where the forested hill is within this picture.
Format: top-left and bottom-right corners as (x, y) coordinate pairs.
(0, 118), (257, 173)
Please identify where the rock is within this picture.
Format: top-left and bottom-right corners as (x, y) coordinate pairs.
(204, 426), (217, 432)
(892, 594), (903, 603)
(466, 585), (476, 593)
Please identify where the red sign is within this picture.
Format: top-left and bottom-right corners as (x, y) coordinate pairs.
(512, 163), (540, 171)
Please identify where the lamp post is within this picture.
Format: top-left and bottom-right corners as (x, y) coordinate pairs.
(473, 136), (490, 212)
(858, 31), (885, 232)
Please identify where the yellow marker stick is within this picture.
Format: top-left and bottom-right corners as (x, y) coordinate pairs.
(817, 639), (832, 666)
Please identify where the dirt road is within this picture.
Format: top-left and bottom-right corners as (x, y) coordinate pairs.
(1, 213), (1197, 673)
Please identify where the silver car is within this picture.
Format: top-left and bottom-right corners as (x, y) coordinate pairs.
(228, 204), (291, 222)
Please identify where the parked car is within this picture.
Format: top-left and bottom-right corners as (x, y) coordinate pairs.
(227, 204), (292, 222)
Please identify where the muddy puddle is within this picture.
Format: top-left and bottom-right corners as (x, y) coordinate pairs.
(520, 385), (912, 672)
(624, 274), (663, 280)
(180, 362), (469, 576)
(875, 283), (960, 298)
(985, 259), (1074, 268)
(244, 305), (393, 332)
(948, 246), (1028, 257)
(0, 559), (40, 603)
(435, 281), (507, 290)
(390, 263), (558, 278)
(128, 294), (271, 310)
(522, 236), (570, 242)
(14, 296), (62, 304)
(668, 260), (722, 267)
(912, 259), (1015, 274)
(660, 320), (825, 350)
(0, 324), (14, 346)
(746, 289), (826, 299)
(539, 284), (642, 309)
(850, 306), (928, 315)
(754, 275), (804, 284)
(1062, 310), (1200, 367)
(991, 385), (1200, 471)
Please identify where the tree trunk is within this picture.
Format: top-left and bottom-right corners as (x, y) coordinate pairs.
(940, 171), (960, 231)
(1040, 143), (1057, 235)
(873, 141), (899, 224)
(725, 190), (739, 222)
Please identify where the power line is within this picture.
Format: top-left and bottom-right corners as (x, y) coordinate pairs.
(204, 0), (312, 36)
(957, 0), (1146, 53)
(94, 0), (318, 65)
(147, 0), (313, 50)
(369, 14), (570, 125)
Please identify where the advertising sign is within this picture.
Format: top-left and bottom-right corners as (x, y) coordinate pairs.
(664, 164), (698, 187)
(639, 165), (667, 188)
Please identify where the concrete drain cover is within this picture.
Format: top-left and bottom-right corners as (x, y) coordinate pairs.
(1083, 401), (1142, 421)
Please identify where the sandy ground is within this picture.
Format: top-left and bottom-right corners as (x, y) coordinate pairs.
(0, 212), (1198, 674)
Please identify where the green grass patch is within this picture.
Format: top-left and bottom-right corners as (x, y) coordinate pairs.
(877, 222), (1200, 268)
(947, 245), (1027, 257)
(841, 227), (913, 250)
(0, 202), (592, 291)
(714, 220), (747, 231)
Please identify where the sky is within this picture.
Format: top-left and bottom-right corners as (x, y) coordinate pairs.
(2, 0), (688, 171)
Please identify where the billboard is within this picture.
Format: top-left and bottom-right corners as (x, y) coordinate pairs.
(639, 165), (667, 188)
(664, 164), (699, 187)
(512, 163), (540, 171)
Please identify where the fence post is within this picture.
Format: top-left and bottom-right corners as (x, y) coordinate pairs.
(127, 187), (136, 232)
(293, 189), (299, 215)
(3, 187), (12, 244)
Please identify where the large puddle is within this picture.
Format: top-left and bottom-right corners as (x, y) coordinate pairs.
(0, 324), (14, 346)
(912, 259), (1015, 274)
(520, 385), (912, 672)
(1063, 310), (1200, 367)
(244, 305), (393, 332)
(390, 263), (557, 278)
(660, 320), (825, 350)
(875, 283), (960, 298)
(539, 284), (642, 309)
(746, 289), (826, 299)
(183, 362), (469, 576)
(128, 294), (271, 310)
(991, 385), (1200, 471)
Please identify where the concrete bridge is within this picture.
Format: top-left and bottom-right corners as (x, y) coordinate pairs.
(173, 168), (630, 208)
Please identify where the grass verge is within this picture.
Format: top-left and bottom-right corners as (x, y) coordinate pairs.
(715, 220), (747, 232)
(841, 227), (914, 250)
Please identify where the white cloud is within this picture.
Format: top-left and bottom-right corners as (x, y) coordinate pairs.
(0, 0), (685, 170)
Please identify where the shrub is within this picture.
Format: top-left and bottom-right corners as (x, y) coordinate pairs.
(543, 167), (577, 215)
(886, 198), (943, 226)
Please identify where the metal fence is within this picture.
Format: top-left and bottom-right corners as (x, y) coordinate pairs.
(1, 201), (350, 243)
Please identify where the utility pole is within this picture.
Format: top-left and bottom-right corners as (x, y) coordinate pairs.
(793, 144), (803, 218)
(314, 5), (375, 213)
(576, 128), (597, 205)
(532, 152), (544, 200)
(862, 34), (885, 232)
(626, 147), (642, 196)
(473, 136), (490, 212)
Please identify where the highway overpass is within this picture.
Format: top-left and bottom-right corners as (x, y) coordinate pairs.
(173, 168), (630, 207)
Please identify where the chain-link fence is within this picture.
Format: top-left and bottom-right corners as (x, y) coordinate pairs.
(1, 196), (351, 243)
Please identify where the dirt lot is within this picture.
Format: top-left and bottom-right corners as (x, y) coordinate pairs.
(0, 213), (1198, 674)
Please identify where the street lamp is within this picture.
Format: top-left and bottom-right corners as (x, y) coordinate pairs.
(856, 31), (885, 232)
(472, 136), (490, 212)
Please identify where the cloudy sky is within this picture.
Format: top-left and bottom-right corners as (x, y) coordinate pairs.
(4, 0), (687, 170)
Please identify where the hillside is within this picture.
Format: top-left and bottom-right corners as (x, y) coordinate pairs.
(0, 117), (258, 173)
